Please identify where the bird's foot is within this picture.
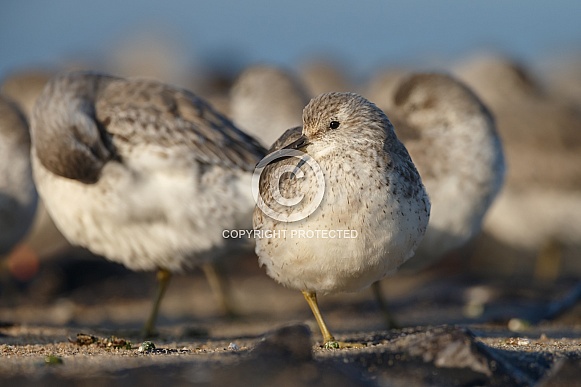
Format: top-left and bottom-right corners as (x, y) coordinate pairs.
(323, 340), (366, 349)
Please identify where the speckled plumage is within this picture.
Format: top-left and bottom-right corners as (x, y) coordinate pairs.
(253, 92), (430, 294)
(0, 95), (38, 255)
(385, 73), (506, 268)
(230, 65), (310, 146)
(31, 71), (266, 272)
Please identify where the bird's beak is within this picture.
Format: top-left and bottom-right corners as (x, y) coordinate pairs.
(283, 135), (310, 151)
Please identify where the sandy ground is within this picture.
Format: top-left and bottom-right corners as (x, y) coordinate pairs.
(0, 248), (580, 386)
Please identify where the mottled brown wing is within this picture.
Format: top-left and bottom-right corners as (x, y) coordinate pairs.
(95, 78), (267, 172)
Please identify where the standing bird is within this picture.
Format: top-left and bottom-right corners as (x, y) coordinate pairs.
(368, 73), (505, 326)
(253, 92), (430, 348)
(0, 96), (38, 256)
(30, 71), (266, 336)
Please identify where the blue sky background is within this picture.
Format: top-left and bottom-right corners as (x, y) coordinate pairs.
(1, 0), (580, 80)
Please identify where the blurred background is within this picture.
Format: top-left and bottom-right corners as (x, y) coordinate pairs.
(2, 0), (580, 84)
(0, 0), (580, 330)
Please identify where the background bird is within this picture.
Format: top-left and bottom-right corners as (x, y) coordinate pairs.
(230, 64), (310, 147)
(1, 69), (73, 264)
(30, 71), (266, 336)
(366, 73), (506, 326)
(0, 95), (38, 258)
(454, 55), (581, 282)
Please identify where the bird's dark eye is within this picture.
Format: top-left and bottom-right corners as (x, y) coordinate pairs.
(329, 120), (340, 129)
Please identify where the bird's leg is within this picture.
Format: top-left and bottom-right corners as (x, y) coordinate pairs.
(302, 290), (364, 349)
(142, 268), (172, 338)
(302, 291), (337, 348)
(201, 262), (237, 318)
(533, 238), (562, 284)
(371, 281), (401, 329)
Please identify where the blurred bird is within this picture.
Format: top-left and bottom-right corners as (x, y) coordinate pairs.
(1, 69), (72, 261)
(454, 54), (581, 192)
(31, 71), (266, 336)
(367, 73), (506, 326)
(298, 58), (355, 96)
(253, 92), (430, 348)
(542, 55), (581, 109)
(365, 68), (413, 113)
(454, 54), (581, 282)
(390, 73), (505, 267)
(230, 64), (310, 146)
(0, 95), (38, 257)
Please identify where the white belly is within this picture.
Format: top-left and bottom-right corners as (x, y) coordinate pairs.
(255, 162), (428, 294)
(33, 152), (253, 272)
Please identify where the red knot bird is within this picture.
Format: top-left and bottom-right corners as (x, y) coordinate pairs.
(30, 71), (266, 336)
(253, 92), (430, 348)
